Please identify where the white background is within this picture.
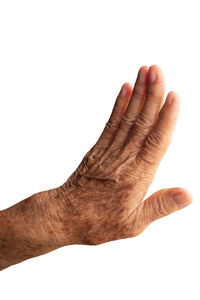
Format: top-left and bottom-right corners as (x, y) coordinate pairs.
(0, 0), (199, 299)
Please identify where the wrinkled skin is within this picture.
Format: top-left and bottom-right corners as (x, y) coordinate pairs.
(0, 65), (192, 270)
(52, 64), (192, 246)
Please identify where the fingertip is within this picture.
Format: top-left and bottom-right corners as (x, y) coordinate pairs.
(165, 91), (180, 106)
(120, 82), (133, 97)
(170, 187), (193, 209)
(148, 64), (165, 85)
(136, 66), (149, 84)
(138, 65), (149, 73)
(123, 82), (133, 90)
(149, 64), (163, 73)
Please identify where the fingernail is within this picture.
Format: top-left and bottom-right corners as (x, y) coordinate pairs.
(172, 192), (192, 208)
(138, 68), (147, 83)
(120, 85), (127, 96)
(149, 68), (157, 83)
(166, 93), (174, 106)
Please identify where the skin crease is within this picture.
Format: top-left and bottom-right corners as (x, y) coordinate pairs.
(0, 65), (193, 271)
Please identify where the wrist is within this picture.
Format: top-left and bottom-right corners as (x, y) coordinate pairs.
(0, 188), (74, 270)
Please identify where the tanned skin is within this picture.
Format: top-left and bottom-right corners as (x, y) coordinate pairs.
(0, 65), (192, 271)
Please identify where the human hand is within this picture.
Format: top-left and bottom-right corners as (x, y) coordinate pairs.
(53, 64), (192, 245)
(0, 65), (193, 270)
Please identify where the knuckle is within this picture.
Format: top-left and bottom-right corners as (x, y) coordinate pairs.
(105, 119), (118, 131)
(153, 193), (169, 219)
(134, 113), (152, 133)
(137, 135), (161, 168)
(146, 128), (168, 154)
(120, 113), (133, 127)
(146, 129), (162, 149)
(146, 88), (157, 98)
(132, 86), (144, 98)
(137, 112), (151, 127)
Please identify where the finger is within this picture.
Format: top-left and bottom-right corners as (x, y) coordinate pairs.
(95, 83), (132, 148)
(106, 83), (133, 131)
(95, 66), (149, 167)
(138, 91), (180, 169)
(133, 188), (192, 235)
(86, 83), (133, 166)
(120, 66), (149, 129)
(127, 65), (165, 154)
(109, 66), (149, 145)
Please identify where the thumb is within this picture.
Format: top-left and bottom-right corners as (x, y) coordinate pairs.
(135, 188), (192, 232)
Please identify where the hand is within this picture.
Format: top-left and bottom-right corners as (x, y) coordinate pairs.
(0, 65), (192, 270)
(53, 64), (192, 245)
